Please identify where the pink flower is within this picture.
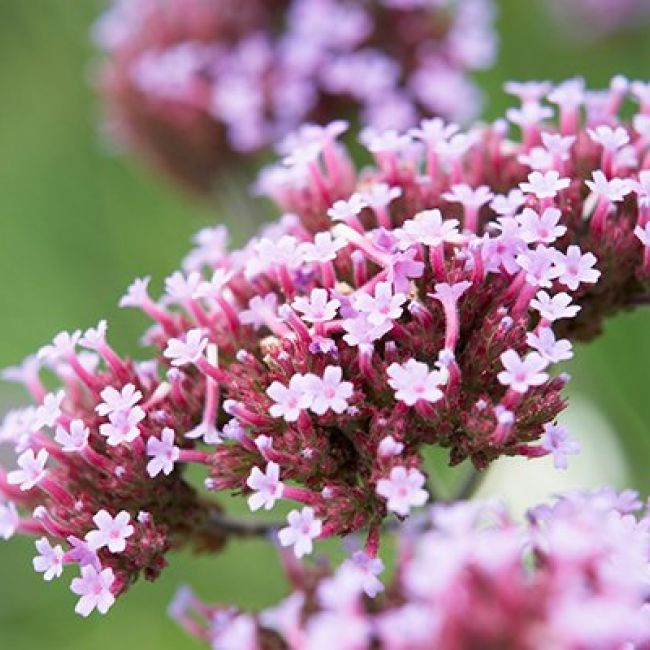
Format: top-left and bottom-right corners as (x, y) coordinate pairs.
(246, 462), (284, 512)
(353, 282), (406, 326)
(33, 537), (64, 581)
(96, 383), (142, 417)
(327, 194), (366, 222)
(85, 510), (134, 554)
(164, 270), (203, 303)
(343, 550), (385, 598)
(267, 374), (314, 422)
(293, 288), (340, 323)
(527, 328), (573, 363)
(585, 171), (633, 202)
(0, 502), (19, 540)
(38, 330), (81, 364)
(520, 170), (570, 199)
(588, 125), (630, 151)
(531, 291), (581, 321)
(430, 280), (472, 306)
(498, 350), (549, 394)
(490, 189), (526, 217)
(376, 466), (428, 517)
(540, 423), (581, 469)
(7, 449), (48, 491)
(309, 366), (354, 415)
(516, 208), (567, 244)
(99, 405), (145, 446)
(443, 184), (494, 208)
(399, 209), (460, 248)
(378, 435), (405, 458)
(163, 329), (209, 367)
(55, 419), (90, 452)
(278, 507), (322, 558)
(146, 428), (180, 478)
(193, 269), (233, 300)
(516, 245), (562, 288)
(362, 182), (402, 210)
(239, 294), (279, 330)
(79, 320), (108, 350)
(70, 564), (115, 617)
(387, 359), (447, 406)
(341, 315), (392, 347)
(32, 390), (65, 430)
(119, 276), (151, 308)
(300, 232), (347, 263)
(555, 245), (600, 291)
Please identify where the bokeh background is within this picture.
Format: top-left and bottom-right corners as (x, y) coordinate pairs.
(1, 1), (649, 647)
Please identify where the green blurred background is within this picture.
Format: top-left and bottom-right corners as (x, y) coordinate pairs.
(0, 1), (649, 647)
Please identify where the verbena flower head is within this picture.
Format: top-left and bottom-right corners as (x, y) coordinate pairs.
(546, 0), (650, 39)
(173, 489), (650, 649)
(92, 0), (497, 194)
(3, 77), (650, 615)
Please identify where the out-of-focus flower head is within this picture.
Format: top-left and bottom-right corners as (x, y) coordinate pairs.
(92, 0), (497, 194)
(545, 0), (650, 40)
(173, 490), (650, 649)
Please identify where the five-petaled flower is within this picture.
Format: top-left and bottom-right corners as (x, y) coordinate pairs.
(498, 350), (549, 394)
(376, 466), (428, 517)
(540, 423), (581, 469)
(246, 462), (284, 511)
(278, 507), (322, 558)
(70, 565), (116, 617)
(387, 359), (448, 406)
(85, 510), (134, 554)
(33, 537), (65, 581)
(7, 449), (49, 491)
(146, 428), (180, 478)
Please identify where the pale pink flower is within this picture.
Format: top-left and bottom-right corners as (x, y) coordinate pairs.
(293, 288), (340, 323)
(540, 423), (581, 469)
(278, 507), (322, 558)
(55, 419), (90, 453)
(85, 510), (134, 554)
(163, 329), (208, 366)
(33, 537), (65, 581)
(246, 462), (284, 511)
(527, 327), (573, 363)
(498, 350), (549, 394)
(309, 366), (354, 415)
(353, 282), (406, 326)
(146, 428), (180, 478)
(70, 564), (115, 617)
(387, 359), (447, 406)
(376, 466), (428, 516)
(555, 245), (600, 291)
(96, 383), (142, 417)
(7, 449), (49, 491)
(267, 374), (314, 422)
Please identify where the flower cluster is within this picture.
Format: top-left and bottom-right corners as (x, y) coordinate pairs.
(92, 0), (497, 193)
(546, 0), (650, 39)
(4, 77), (650, 615)
(0, 326), (229, 616)
(172, 489), (650, 649)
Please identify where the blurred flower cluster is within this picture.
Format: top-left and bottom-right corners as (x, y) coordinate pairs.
(546, 0), (650, 39)
(92, 0), (497, 194)
(174, 490), (650, 649)
(2, 77), (650, 628)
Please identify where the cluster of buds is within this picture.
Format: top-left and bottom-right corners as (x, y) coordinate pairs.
(3, 77), (650, 616)
(92, 0), (497, 194)
(546, 0), (650, 39)
(172, 489), (650, 649)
